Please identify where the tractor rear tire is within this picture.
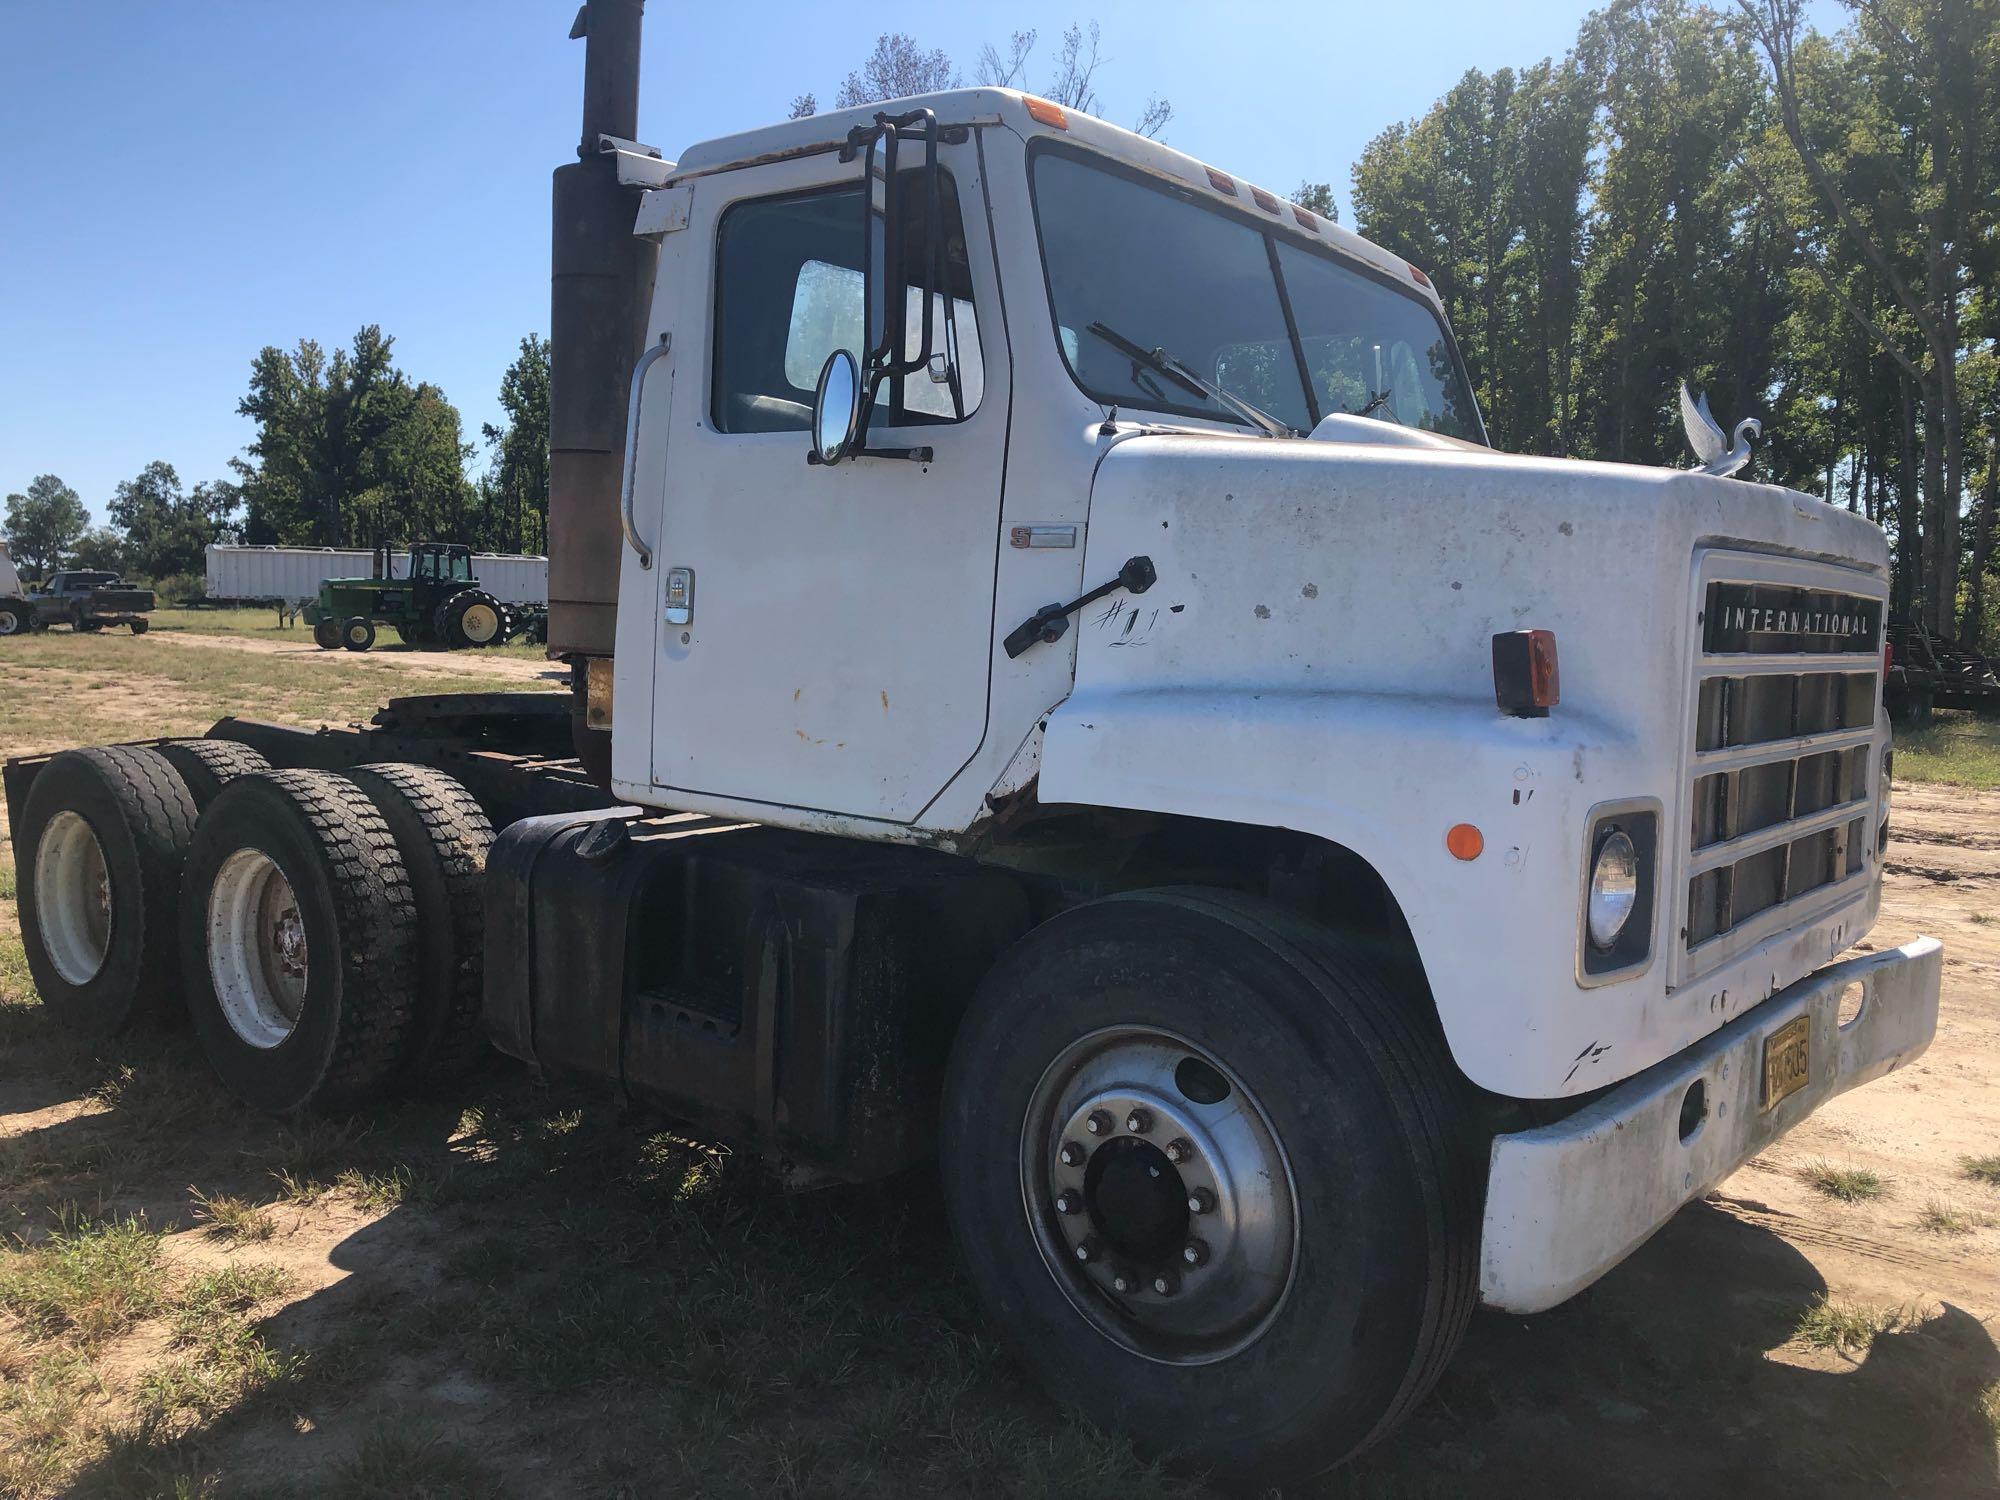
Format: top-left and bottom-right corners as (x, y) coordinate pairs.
(347, 764), (496, 1080)
(342, 617), (376, 652)
(179, 770), (419, 1113)
(158, 739), (272, 813)
(437, 590), (505, 649)
(312, 619), (341, 650)
(15, 746), (198, 1035)
(940, 889), (1478, 1485)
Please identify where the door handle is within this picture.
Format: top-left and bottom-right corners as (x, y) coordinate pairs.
(620, 332), (672, 570)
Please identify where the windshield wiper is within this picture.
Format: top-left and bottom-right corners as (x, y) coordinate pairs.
(1348, 388), (1403, 424)
(1085, 322), (1298, 438)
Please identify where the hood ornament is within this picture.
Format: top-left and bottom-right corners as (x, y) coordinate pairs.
(1679, 382), (1761, 478)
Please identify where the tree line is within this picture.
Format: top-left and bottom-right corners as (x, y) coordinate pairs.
(1341, 0), (1996, 640)
(4, 329), (549, 587)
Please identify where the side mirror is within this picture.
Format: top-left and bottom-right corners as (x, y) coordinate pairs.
(812, 349), (862, 466)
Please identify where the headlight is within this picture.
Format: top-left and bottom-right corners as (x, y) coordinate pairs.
(1587, 830), (1640, 950)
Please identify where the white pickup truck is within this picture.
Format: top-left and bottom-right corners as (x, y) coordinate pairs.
(6, 11), (1940, 1483)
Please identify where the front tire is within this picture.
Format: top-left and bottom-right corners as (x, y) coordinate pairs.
(341, 617), (376, 652)
(312, 618), (341, 651)
(179, 771), (419, 1113)
(15, 746), (198, 1034)
(940, 890), (1478, 1484)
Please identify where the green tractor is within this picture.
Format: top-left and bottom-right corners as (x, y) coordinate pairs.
(304, 543), (524, 652)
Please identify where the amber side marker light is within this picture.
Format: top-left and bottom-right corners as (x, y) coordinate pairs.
(1409, 265), (1433, 288)
(1492, 629), (1560, 717)
(1025, 96), (1069, 129)
(1446, 824), (1485, 861)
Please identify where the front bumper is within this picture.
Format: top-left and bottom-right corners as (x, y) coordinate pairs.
(1479, 935), (1943, 1314)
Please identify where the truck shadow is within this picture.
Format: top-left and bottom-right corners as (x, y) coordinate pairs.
(25, 1052), (2000, 1499)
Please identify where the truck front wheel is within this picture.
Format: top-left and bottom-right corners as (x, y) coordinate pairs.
(940, 890), (1477, 1484)
(179, 771), (418, 1112)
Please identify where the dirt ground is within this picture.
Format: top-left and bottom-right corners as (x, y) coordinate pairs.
(0, 632), (1996, 1497)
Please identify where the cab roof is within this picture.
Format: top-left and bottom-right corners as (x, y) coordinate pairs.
(665, 88), (1444, 312)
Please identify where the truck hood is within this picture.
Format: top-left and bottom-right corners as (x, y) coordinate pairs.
(1075, 429), (1886, 732)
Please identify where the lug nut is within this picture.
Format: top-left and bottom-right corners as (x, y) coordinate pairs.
(1164, 1137), (1193, 1165)
(1085, 1109), (1113, 1136)
(1053, 1189), (1082, 1215)
(1074, 1237), (1101, 1263)
(1187, 1186), (1216, 1215)
(1110, 1267), (1139, 1294)
(1058, 1140), (1086, 1167)
(1182, 1238), (1210, 1268)
(1151, 1271), (1180, 1297)
(1125, 1107), (1153, 1135)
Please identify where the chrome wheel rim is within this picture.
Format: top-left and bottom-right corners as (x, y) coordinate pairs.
(206, 848), (308, 1048)
(34, 810), (111, 985)
(1021, 1026), (1298, 1365)
(460, 603), (500, 643)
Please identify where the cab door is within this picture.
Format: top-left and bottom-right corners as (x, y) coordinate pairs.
(647, 142), (1008, 824)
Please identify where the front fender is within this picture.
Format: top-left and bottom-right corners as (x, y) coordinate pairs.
(1040, 686), (1652, 1098)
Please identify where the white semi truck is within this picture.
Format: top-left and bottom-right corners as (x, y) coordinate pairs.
(5, 3), (1940, 1481)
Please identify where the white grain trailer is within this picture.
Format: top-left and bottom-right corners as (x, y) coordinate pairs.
(204, 546), (548, 606)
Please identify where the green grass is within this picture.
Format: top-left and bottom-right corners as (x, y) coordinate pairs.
(1799, 1159), (1888, 1202)
(1894, 710), (2000, 788)
(1795, 1295), (1901, 1353)
(187, 1189), (276, 1244)
(1914, 1195), (1983, 1236)
(0, 1215), (170, 1344)
(149, 605), (547, 661)
(1961, 1154), (2000, 1187)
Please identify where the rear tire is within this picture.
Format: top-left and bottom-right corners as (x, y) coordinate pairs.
(346, 764), (495, 1080)
(939, 889), (1478, 1485)
(129, 618), (149, 635)
(157, 739), (272, 813)
(341, 617), (376, 652)
(15, 746), (198, 1035)
(0, 600), (28, 637)
(437, 590), (505, 649)
(312, 619), (340, 651)
(179, 771), (419, 1113)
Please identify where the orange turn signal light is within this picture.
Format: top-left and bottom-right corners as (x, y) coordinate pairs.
(1492, 629), (1559, 717)
(1025, 96), (1068, 130)
(1446, 824), (1485, 861)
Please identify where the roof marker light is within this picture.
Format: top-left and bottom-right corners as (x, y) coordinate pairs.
(1292, 206), (1318, 232)
(1251, 186), (1281, 214)
(1205, 167), (1237, 196)
(1409, 265), (1433, 288)
(1025, 96), (1069, 129)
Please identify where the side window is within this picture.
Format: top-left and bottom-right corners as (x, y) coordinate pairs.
(712, 172), (984, 434)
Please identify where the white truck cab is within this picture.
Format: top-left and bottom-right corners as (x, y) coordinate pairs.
(601, 85), (1939, 1451)
(7, 52), (1941, 1485)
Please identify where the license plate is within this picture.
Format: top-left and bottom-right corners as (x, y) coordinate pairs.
(1762, 1016), (1812, 1111)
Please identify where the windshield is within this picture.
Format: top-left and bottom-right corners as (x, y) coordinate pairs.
(1030, 146), (1483, 441)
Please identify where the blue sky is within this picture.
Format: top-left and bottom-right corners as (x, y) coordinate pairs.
(0, 1), (1803, 523)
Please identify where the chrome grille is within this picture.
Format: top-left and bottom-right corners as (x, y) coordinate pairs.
(1681, 570), (1883, 970)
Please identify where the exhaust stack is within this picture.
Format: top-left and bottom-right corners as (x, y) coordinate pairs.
(547, 0), (657, 663)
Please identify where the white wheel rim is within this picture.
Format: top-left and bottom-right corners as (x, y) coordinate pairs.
(206, 848), (308, 1048)
(34, 810), (111, 985)
(0, 611), (19, 636)
(461, 604), (499, 643)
